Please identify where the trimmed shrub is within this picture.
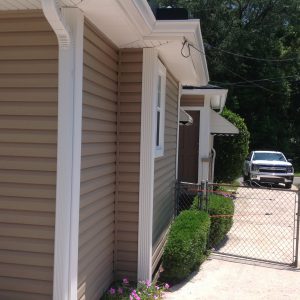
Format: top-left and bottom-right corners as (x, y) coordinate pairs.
(162, 210), (210, 282)
(214, 108), (250, 182)
(192, 193), (234, 248)
(208, 193), (234, 248)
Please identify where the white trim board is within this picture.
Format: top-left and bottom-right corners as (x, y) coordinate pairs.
(52, 8), (84, 300)
(138, 48), (158, 281)
(175, 84), (182, 180)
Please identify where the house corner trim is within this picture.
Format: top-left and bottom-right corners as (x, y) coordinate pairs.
(138, 48), (158, 281)
(51, 8), (84, 300)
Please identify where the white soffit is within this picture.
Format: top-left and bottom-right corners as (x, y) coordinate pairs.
(79, 0), (209, 85)
(210, 109), (239, 135)
(182, 88), (228, 110)
(0, 0), (77, 10)
(1, 0), (209, 85)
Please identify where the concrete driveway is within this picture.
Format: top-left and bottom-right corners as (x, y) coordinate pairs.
(164, 257), (300, 300)
(217, 186), (297, 264)
(294, 176), (300, 187)
(164, 185), (300, 300)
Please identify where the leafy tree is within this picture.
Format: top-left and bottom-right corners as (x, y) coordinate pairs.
(157, 0), (300, 170)
(214, 108), (250, 182)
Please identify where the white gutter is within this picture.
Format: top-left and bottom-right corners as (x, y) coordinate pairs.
(41, 0), (71, 49)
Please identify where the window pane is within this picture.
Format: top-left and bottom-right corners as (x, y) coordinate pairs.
(156, 111), (160, 146)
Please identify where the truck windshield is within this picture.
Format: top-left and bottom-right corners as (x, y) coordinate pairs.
(253, 152), (286, 161)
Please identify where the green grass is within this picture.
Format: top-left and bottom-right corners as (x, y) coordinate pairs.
(294, 172), (300, 177)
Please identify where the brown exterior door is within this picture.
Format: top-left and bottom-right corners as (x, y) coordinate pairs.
(178, 111), (200, 182)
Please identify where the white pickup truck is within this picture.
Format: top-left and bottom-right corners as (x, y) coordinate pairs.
(243, 150), (294, 188)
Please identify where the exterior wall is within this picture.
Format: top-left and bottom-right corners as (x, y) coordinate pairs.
(181, 94), (204, 107)
(0, 11), (58, 300)
(152, 70), (179, 270)
(115, 49), (142, 280)
(77, 20), (118, 300)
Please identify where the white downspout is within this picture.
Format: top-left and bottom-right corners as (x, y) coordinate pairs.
(41, 0), (71, 49)
(42, 2), (84, 300)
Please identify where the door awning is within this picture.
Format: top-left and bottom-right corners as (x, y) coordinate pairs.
(180, 109), (193, 126)
(210, 109), (239, 136)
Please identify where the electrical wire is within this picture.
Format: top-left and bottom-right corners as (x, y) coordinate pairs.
(181, 40), (191, 58)
(205, 43), (299, 62)
(210, 75), (300, 86)
(181, 40), (292, 95)
(218, 64), (285, 95)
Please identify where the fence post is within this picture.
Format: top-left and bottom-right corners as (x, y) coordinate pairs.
(295, 190), (300, 267)
(200, 180), (205, 210)
(175, 181), (180, 217)
(205, 180), (209, 212)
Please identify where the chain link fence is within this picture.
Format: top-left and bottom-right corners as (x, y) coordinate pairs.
(175, 181), (300, 266)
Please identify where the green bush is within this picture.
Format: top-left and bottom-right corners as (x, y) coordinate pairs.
(162, 210), (210, 283)
(214, 108), (250, 182)
(208, 193), (234, 248)
(192, 193), (234, 248)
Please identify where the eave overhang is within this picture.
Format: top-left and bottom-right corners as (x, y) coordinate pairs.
(182, 87), (228, 111)
(0, 0), (209, 86)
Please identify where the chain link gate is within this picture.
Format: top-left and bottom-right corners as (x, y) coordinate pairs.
(175, 181), (300, 266)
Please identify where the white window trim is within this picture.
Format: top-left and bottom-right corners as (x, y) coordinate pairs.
(154, 60), (166, 158)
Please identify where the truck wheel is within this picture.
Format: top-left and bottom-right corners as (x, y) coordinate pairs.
(285, 183), (292, 189)
(243, 174), (249, 182)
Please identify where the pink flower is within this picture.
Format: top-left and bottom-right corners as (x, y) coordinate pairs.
(165, 283), (170, 289)
(108, 287), (115, 295)
(123, 278), (129, 285)
(117, 287), (123, 294)
(131, 290), (140, 300)
(146, 280), (151, 287)
(130, 296), (133, 300)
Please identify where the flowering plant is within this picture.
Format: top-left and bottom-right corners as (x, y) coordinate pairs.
(102, 278), (169, 300)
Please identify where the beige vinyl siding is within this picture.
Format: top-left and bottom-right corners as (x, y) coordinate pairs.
(152, 70), (179, 271)
(78, 20), (118, 300)
(115, 49), (142, 280)
(0, 11), (58, 300)
(181, 94), (204, 107)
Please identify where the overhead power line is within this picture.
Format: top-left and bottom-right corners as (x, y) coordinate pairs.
(182, 41), (284, 95)
(205, 43), (299, 62)
(210, 75), (300, 86)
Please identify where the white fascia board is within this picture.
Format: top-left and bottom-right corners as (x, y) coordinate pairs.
(182, 88), (228, 96)
(120, 0), (156, 36)
(148, 20), (209, 85)
(118, 0), (209, 85)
